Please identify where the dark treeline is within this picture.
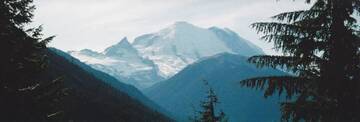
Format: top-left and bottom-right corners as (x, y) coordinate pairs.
(41, 49), (169, 121)
(241, 0), (360, 121)
(0, 0), (57, 120)
(2, 0), (359, 121)
(0, 0), (170, 121)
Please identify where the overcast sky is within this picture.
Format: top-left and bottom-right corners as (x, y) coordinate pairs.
(33, 0), (311, 54)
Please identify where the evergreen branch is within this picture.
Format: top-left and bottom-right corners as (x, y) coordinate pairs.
(292, 17), (329, 31)
(251, 22), (304, 36)
(309, 0), (326, 10)
(40, 35), (55, 46)
(248, 55), (303, 71)
(261, 34), (304, 53)
(271, 10), (321, 23)
(240, 76), (306, 99)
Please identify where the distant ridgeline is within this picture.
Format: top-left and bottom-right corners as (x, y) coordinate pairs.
(67, 22), (287, 122)
(69, 22), (263, 90)
(37, 48), (172, 121)
(145, 53), (286, 121)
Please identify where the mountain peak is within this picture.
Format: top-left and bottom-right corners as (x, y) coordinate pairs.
(117, 37), (131, 47)
(104, 37), (138, 57)
(170, 21), (197, 30)
(119, 37), (130, 44)
(173, 21), (192, 26)
(106, 37), (132, 50)
(71, 21), (265, 90)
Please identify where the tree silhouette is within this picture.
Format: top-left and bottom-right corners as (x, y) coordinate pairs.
(0, 0), (62, 120)
(240, 0), (360, 121)
(191, 80), (227, 122)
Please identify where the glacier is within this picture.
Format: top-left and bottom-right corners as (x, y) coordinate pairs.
(69, 21), (263, 89)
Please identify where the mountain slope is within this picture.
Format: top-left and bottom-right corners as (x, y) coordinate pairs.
(209, 27), (263, 56)
(69, 22), (264, 89)
(69, 38), (163, 89)
(144, 53), (285, 122)
(133, 21), (264, 77)
(42, 48), (171, 121)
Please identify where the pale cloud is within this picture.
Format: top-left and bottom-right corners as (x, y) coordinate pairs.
(33, 0), (311, 54)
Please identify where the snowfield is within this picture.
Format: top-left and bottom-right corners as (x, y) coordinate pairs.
(69, 21), (263, 89)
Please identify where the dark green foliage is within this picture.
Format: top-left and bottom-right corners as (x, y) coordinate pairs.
(191, 81), (227, 122)
(241, 0), (360, 121)
(0, 0), (60, 120)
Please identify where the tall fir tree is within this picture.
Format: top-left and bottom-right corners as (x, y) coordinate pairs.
(240, 0), (360, 121)
(191, 81), (227, 122)
(0, 0), (63, 120)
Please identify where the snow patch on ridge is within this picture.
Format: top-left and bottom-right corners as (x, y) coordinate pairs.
(133, 21), (235, 77)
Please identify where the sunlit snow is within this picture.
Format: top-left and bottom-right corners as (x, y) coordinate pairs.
(69, 22), (264, 89)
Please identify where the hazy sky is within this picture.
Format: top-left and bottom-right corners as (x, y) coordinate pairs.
(33, 0), (311, 54)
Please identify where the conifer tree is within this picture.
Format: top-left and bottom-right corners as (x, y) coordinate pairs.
(0, 0), (61, 120)
(191, 81), (227, 122)
(240, 0), (360, 121)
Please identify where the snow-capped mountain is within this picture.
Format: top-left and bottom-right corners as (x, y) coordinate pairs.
(69, 21), (263, 89)
(69, 38), (163, 89)
(133, 21), (263, 77)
